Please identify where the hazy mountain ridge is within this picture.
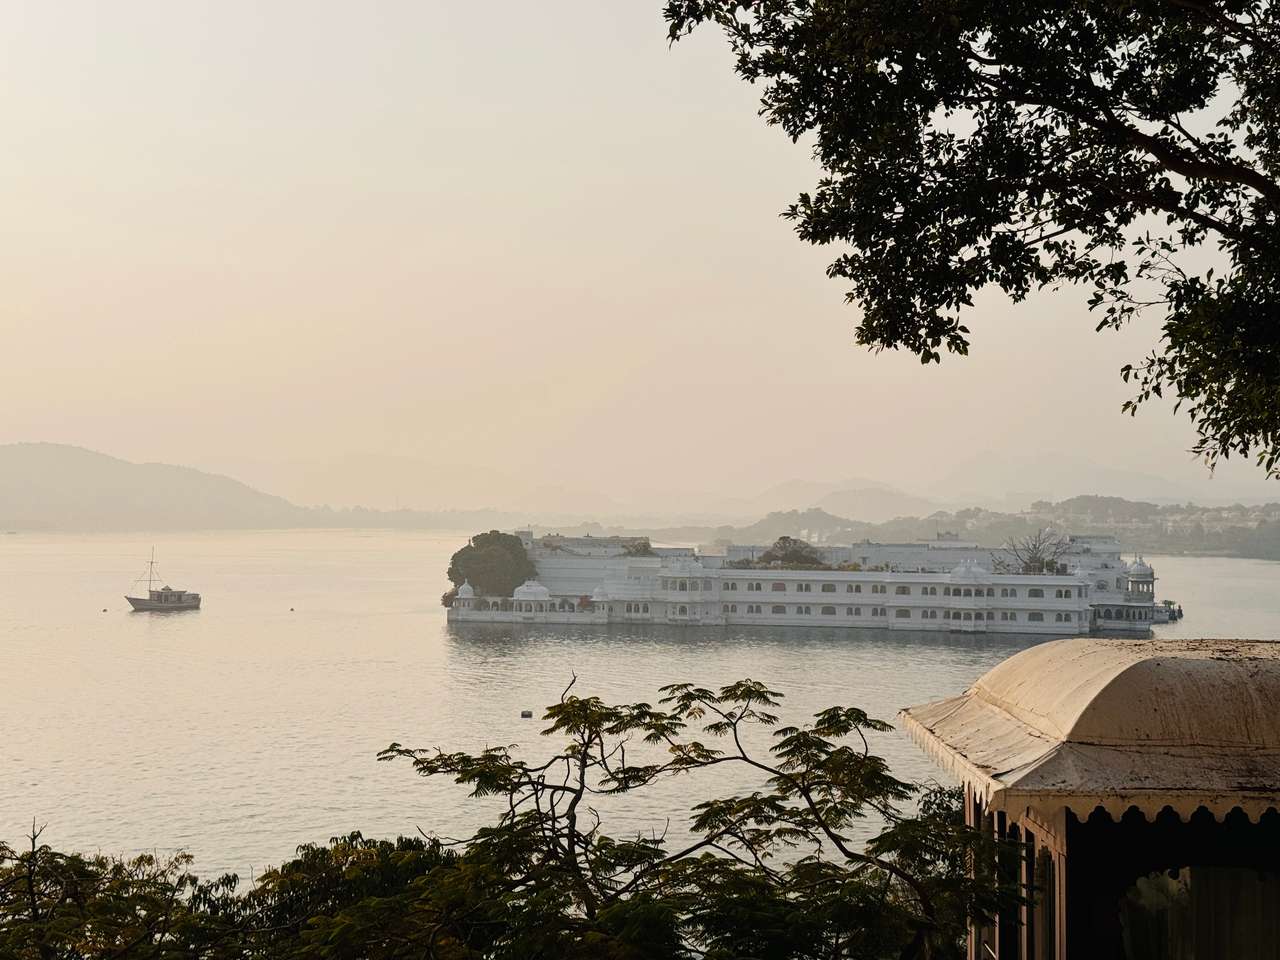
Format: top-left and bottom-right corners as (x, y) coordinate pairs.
(3, 445), (1278, 559)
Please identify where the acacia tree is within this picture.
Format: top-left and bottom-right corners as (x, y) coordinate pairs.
(380, 677), (1015, 959)
(666, 0), (1280, 475)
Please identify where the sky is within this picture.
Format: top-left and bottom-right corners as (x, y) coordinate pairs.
(4, 1), (1277, 516)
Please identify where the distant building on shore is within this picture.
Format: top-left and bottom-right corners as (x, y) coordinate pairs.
(447, 532), (1160, 635)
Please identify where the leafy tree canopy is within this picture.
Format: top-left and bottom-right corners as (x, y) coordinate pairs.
(1, 679), (1015, 959)
(667, 0), (1280, 475)
(445, 531), (537, 604)
(760, 534), (829, 567)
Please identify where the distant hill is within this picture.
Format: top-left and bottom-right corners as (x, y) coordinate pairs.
(0, 443), (313, 531)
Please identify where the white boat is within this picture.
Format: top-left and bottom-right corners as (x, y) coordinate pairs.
(125, 550), (201, 611)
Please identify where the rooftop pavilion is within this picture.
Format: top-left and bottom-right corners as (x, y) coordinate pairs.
(900, 638), (1280, 959)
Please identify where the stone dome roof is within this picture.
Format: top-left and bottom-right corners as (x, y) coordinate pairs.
(456, 581), (475, 599)
(512, 580), (550, 601)
(591, 585), (609, 602)
(901, 638), (1280, 819)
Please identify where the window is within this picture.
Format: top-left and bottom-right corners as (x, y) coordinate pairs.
(874, 606), (886, 616)
(1029, 588), (1044, 598)
(703, 579), (712, 591)
(1000, 611), (1009, 621)
(854, 606), (862, 615)
(678, 605), (688, 615)
(963, 588), (973, 597)
(1009, 611), (1017, 621)
(679, 580), (687, 591)
(626, 603), (633, 613)
(848, 584), (862, 593)
(1000, 588), (1009, 598)
(642, 603), (649, 613)
(772, 605), (787, 614)
(895, 608), (911, 618)
(987, 587), (995, 597)
(722, 604), (730, 614)
(691, 580), (700, 591)
(797, 605), (812, 614)
(986, 611), (994, 620)
(821, 605), (837, 615)
(797, 583), (812, 593)
(943, 587), (952, 597)
(963, 612), (972, 620)
(730, 604), (737, 613)
(1008, 588), (1018, 598)
(821, 583), (836, 593)
(895, 585), (911, 595)
(872, 584), (886, 594)
(1028, 611), (1044, 622)
(728, 582), (738, 591)
(846, 606), (856, 615)
(772, 582), (786, 592)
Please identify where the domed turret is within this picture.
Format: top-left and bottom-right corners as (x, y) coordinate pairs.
(513, 580), (551, 602)
(457, 581), (475, 599)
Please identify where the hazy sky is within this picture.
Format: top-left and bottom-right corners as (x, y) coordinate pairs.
(4, 1), (1276, 513)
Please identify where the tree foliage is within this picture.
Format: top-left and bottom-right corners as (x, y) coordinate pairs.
(1, 680), (1014, 959)
(991, 527), (1071, 574)
(759, 535), (829, 567)
(666, 0), (1280, 475)
(444, 531), (537, 605)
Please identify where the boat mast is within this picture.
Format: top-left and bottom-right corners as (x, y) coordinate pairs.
(148, 547), (156, 592)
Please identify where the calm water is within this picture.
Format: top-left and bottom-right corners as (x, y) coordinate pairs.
(2, 531), (1278, 878)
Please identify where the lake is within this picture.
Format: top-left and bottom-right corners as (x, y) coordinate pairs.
(2, 530), (1277, 878)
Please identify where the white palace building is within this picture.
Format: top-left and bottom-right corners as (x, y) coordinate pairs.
(447, 532), (1162, 635)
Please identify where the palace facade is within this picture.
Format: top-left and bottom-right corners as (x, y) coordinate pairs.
(447, 532), (1160, 635)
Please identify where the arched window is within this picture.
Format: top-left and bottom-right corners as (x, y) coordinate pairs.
(986, 588), (995, 597)
(943, 587), (952, 596)
(1008, 588), (1017, 598)
(679, 580), (687, 591)
(722, 604), (730, 614)
(962, 612), (972, 620)
(963, 588), (973, 597)
(821, 605), (836, 615)
(1028, 588), (1044, 598)
(678, 605), (688, 616)
(821, 583), (836, 593)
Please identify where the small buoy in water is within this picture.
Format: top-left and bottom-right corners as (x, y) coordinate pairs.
(520, 710), (533, 719)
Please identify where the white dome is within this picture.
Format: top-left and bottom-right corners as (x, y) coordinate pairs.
(949, 559), (987, 580)
(1129, 557), (1154, 577)
(513, 580), (551, 601)
(591, 585), (609, 601)
(457, 581), (475, 599)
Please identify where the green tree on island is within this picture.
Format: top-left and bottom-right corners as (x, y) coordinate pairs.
(667, 0), (1280, 476)
(442, 530), (538, 606)
(0, 679), (1015, 959)
(760, 535), (830, 568)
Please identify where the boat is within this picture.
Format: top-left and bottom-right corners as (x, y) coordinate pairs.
(125, 549), (201, 611)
